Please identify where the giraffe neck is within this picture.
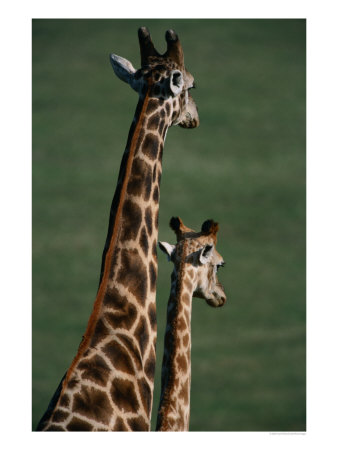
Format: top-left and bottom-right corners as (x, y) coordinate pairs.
(156, 245), (195, 431)
(38, 88), (173, 431)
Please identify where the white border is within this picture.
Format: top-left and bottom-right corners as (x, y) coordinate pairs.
(1, 1), (338, 448)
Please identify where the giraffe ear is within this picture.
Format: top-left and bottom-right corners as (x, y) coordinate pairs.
(169, 70), (184, 96)
(159, 241), (175, 261)
(199, 244), (214, 265)
(110, 53), (137, 87)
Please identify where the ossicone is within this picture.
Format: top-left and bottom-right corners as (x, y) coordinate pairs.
(201, 219), (219, 240)
(138, 27), (159, 66)
(164, 29), (184, 67)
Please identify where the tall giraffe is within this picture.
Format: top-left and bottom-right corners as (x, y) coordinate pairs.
(36, 28), (199, 432)
(156, 217), (226, 431)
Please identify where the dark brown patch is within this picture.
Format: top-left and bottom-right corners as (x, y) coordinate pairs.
(102, 339), (135, 375)
(157, 168), (162, 185)
(91, 318), (110, 348)
(78, 354), (111, 387)
(148, 112), (160, 130)
(158, 119), (165, 137)
(117, 249), (148, 306)
(127, 157), (152, 201)
(152, 163), (157, 182)
(45, 424), (65, 431)
(73, 386), (113, 425)
(118, 334), (143, 371)
(148, 302), (157, 331)
(144, 347), (156, 381)
(142, 133), (159, 161)
(59, 393), (70, 408)
(67, 377), (79, 390)
(127, 416), (149, 431)
(152, 240), (157, 258)
(146, 99), (158, 114)
(159, 141), (164, 161)
(165, 103), (171, 115)
(176, 353), (188, 373)
(149, 261), (157, 292)
(110, 378), (139, 412)
(139, 226), (149, 257)
(152, 185), (159, 203)
(137, 377), (152, 416)
(113, 417), (129, 431)
(119, 199), (142, 242)
(135, 315), (149, 357)
(51, 409), (69, 423)
(144, 206), (153, 236)
(67, 417), (93, 431)
(154, 209), (159, 230)
(103, 287), (137, 330)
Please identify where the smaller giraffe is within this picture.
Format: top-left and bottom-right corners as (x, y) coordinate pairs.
(156, 217), (226, 431)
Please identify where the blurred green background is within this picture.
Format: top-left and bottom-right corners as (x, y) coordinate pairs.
(32, 19), (306, 431)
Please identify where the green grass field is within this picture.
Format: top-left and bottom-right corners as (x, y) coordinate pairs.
(32, 19), (306, 431)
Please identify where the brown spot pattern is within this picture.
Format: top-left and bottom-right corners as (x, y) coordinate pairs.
(52, 409), (69, 423)
(145, 207), (153, 235)
(118, 334), (143, 371)
(113, 417), (129, 431)
(67, 417), (94, 431)
(148, 112), (160, 129)
(127, 157), (152, 201)
(176, 353), (188, 373)
(78, 354), (111, 387)
(139, 226), (149, 257)
(103, 287), (137, 330)
(91, 318), (110, 348)
(135, 315), (149, 357)
(137, 377), (152, 416)
(127, 416), (148, 431)
(102, 339), (135, 375)
(142, 133), (159, 160)
(117, 249), (148, 306)
(144, 347), (156, 381)
(111, 378), (139, 413)
(73, 385), (113, 425)
(148, 302), (157, 331)
(149, 260), (157, 292)
(120, 199), (142, 242)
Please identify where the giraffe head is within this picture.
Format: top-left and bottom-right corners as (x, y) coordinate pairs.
(110, 27), (199, 128)
(159, 217), (227, 307)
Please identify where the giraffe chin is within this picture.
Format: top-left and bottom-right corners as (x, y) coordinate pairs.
(205, 295), (226, 308)
(205, 284), (227, 308)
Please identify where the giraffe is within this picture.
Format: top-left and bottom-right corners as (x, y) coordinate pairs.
(156, 217), (226, 431)
(36, 28), (199, 432)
